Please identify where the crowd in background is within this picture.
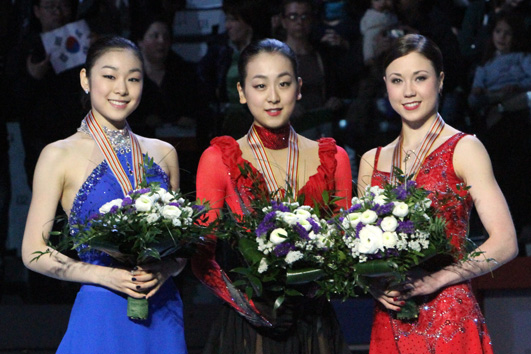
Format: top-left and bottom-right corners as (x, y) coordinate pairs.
(0, 0), (530, 303)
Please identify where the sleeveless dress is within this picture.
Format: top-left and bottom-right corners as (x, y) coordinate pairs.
(56, 152), (187, 354)
(369, 133), (493, 354)
(192, 136), (352, 354)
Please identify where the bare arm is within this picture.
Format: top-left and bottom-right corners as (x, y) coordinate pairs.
(356, 148), (377, 196)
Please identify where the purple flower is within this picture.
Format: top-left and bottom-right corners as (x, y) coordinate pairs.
(170, 202), (181, 207)
(346, 204), (362, 213)
(121, 196), (133, 207)
(373, 202), (394, 215)
(397, 220), (415, 234)
(294, 223), (310, 240)
(273, 242), (295, 257)
(192, 204), (205, 212)
(307, 218), (321, 233)
(87, 212), (100, 221)
(393, 185), (408, 200)
(109, 205), (119, 214)
(256, 211), (277, 237)
(355, 222), (364, 238)
(271, 200), (289, 212)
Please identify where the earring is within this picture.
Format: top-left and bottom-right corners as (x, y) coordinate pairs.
(84, 89), (89, 94)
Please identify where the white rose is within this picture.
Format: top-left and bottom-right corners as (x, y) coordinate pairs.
(393, 202), (409, 218)
(345, 212), (362, 228)
(369, 185), (384, 196)
(316, 234), (331, 248)
(269, 228), (288, 244)
(161, 205), (182, 219)
(161, 191), (175, 204)
(358, 225), (384, 254)
(361, 210), (378, 224)
(99, 198), (123, 214)
(135, 195), (153, 212)
(294, 209), (312, 220)
(146, 213), (159, 223)
(382, 231), (398, 248)
(282, 212), (299, 225)
(380, 216), (398, 232)
(172, 218), (182, 227)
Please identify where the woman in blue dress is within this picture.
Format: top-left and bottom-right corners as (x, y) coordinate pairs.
(21, 36), (188, 353)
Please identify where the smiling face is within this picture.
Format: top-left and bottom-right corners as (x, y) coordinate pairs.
(237, 52), (302, 129)
(80, 49), (143, 129)
(492, 19), (513, 54)
(384, 51), (443, 126)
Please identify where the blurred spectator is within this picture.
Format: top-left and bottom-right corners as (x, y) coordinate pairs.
(197, 0), (270, 139)
(467, 11), (531, 240)
(130, 14), (205, 195)
(280, 0), (344, 139)
(312, 0), (364, 98)
(360, 0), (399, 66)
(458, 0), (531, 73)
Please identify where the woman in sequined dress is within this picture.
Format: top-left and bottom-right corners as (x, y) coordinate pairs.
(191, 38), (353, 354)
(357, 34), (518, 353)
(21, 36), (188, 353)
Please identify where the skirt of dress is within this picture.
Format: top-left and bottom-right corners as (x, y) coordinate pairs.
(57, 281), (187, 354)
(202, 296), (351, 354)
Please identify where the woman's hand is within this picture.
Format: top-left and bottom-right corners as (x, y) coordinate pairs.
(368, 277), (406, 312)
(136, 258), (187, 299)
(26, 54), (51, 80)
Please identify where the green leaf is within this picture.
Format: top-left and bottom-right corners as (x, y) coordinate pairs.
(238, 238), (263, 265)
(273, 295), (285, 311)
(355, 260), (397, 276)
(286, 268), (325, 285)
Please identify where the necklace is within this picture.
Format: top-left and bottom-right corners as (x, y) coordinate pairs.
(78, 111), (143, 195)
(391, 113), (445, 183)
(78, 119), (132, 153)
(247, 124), (299, 199)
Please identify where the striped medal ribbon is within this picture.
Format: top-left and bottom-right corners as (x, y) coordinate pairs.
(247, 125), (299, 199)
(391, 113), (445, 184)
(84, 110), (143, 195)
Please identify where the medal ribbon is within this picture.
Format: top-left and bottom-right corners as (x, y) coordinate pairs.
(84, 110), (143, 195)
(391, 113), (445, 183)
(247, 125), (299, 199)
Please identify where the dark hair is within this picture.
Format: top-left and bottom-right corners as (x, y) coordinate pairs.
(480, 10), (529, 65)
(238, 38), (299, 88)
(130, 13), (171, 43)
(223, 0), (271, 39)
(84, 36), (144, 77)
(383, 34), (444, 76)
(281, 0), (314, 15)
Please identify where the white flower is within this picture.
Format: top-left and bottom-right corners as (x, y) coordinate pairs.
(99, 198), (123, 214)
(393, 202), (409, 218)
(282, 212), (299, 225)
(382, 231), (398, 248)
(161, 205), (182, 219)
(358, 225), (384, 254)
(423, 198), (432, 209)
(258, 258), (268, 273)
(146, 213), (159, 223)
(285, 250), (303, 265)
(344, 212), (362, 228)
(374, 195), (388, 205)
(294, 208), (312, 220)
(172, 218), (182, 227)
(369, 185), (384, 196)
(161, 191), (175, 204)
(297, 219), (313, 231)
(380, 216), (398, 232)
(135, 195), (153, 212)
(361, 210), (378, 224)
(408, 240), (421, 252)
(269, 228), (288, 244)
(315, 234), (332, 248)
(351, 196), (360, 205)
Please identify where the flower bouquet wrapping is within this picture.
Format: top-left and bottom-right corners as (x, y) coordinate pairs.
(35, 182), (211, 320)
(218, 197), (338, 312)
(322, 176), (456, 320)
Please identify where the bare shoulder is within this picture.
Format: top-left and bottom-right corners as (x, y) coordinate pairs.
(136, 135), (177, 163)
(39, 133), (91, 164)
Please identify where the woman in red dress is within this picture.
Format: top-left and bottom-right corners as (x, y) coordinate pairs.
(357, 34), (518, 353)
(192, 39), (353, 353)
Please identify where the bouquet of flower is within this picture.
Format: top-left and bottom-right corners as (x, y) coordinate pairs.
(218, 197), (339, 311)
(322, 177), (455, 319)
(35, 182), (211, 320)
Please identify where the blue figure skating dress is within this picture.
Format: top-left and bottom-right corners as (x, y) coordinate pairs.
(56, 147), (187, 354)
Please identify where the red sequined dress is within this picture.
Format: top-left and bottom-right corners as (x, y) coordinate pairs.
(192, 135), (352, 354)
(369, 133), (493, 354)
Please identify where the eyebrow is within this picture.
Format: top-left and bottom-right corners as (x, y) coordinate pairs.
(251, 72), (293, 80)
(389, 70), (430, 76)
(100, 65), (143, 74)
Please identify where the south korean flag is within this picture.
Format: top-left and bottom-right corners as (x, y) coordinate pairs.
(40, 20), (91, 74)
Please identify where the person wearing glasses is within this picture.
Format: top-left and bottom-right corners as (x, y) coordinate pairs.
(280, 0), (345, 140)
